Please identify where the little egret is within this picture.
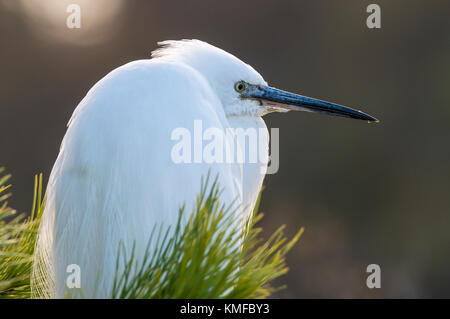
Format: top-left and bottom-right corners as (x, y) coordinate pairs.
(32, 39), (377, 298)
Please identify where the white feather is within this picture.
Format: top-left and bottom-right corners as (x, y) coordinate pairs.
(32, 40), (268, 298)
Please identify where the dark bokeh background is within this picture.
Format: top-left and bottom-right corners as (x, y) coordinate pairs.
(1, 0), (449, 298)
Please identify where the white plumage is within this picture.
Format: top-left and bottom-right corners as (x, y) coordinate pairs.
(32, 40), (269, 298)
(32, 39), (376, 298)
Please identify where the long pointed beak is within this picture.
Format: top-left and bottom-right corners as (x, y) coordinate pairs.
(243, 84), (378, 122)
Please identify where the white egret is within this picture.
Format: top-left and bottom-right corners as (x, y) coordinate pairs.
(32, 39), (377, 298)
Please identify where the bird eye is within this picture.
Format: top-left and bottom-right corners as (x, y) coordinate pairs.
(234, 81), (247, 93)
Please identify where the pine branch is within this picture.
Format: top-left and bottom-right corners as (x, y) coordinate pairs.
(0, 170), (45, 298)
(0, 169), (302, 299)
(111, 174), (303, 299)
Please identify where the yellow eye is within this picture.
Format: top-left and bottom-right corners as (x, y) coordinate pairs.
(234, 81), (246, 93)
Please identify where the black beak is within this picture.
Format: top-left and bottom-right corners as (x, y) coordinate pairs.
(243, 84), (378, 122)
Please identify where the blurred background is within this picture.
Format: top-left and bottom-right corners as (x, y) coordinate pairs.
(1, 0), (449, 298)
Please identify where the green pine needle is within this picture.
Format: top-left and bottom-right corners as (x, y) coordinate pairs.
(0, 168), (302, 299)
(0, 170), (45, 298)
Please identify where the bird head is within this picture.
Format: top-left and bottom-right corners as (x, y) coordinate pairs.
(152, 39), (378, 122)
